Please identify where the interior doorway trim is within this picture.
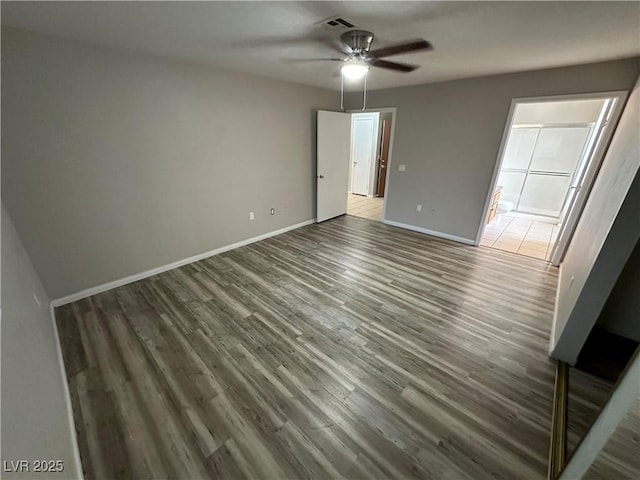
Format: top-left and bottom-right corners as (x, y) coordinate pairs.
(347, 106), (397, 222)
(475, 91), (629, 264)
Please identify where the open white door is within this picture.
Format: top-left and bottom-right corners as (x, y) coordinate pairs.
(317, 110), (352, 222)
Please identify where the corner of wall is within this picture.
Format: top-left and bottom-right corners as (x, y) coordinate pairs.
(1, 204), (82, 479)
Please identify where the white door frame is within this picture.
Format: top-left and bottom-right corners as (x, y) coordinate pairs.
(474, 91), (629, 262)
(549, 94), (627, 264)
(347, 107), (397, 222)
(350, 112), (380, 196)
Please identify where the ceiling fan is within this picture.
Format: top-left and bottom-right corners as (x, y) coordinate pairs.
(306, 29), (434, 79)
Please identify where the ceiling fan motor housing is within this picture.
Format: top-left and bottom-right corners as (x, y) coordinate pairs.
(340, 30), (375, 53)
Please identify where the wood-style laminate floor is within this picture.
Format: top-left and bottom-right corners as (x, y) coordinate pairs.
(566, 331), (638, 456)
(566, 368), (615, 455)
(584, 398), (640, 480)
(56, 215), (559, 479)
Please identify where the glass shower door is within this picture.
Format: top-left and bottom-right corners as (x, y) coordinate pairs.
(517, 126), (592, 217)
(497, 125), (593, 218)
(497, 127), (539, 205)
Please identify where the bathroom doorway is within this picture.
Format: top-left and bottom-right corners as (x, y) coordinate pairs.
(478, 92), (627, 263)
(346, 108), (395, 222)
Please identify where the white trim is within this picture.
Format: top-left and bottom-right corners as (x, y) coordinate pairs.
(349, 112), (380, 196)
(51, 219), (315, 307)
(509, 90), (629, 105)
(474, 90), (629, 247)
(49, 303), (85, 479)
(549, 91), (628, 266)
(383, 219), (475, 245)
(474, 98), (519, 246)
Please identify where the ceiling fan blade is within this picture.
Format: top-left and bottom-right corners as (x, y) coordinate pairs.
(369, 39), (433, 58)
(369, 58), (418, 73)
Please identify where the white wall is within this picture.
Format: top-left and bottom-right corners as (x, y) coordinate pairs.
(513, 98), (605, 125)
(551, 75), (640, 363)
(1, 27), (335, 299)
(345, 58), (639, 242)
(1, 204), (80, 479)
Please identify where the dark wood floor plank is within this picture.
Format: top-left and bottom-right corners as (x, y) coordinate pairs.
(56, 215), (562, 479)
(55, 304), (89, 376)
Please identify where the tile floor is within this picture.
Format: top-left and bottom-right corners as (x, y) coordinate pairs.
(481, 214), (560, 260)
(347, 193), (384, 221)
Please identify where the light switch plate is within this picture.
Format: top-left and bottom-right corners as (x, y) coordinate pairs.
(398, 164), (406, 172)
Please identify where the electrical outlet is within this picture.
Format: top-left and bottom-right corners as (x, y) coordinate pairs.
(249, 212), (255, 221)
(416, 204), (422, 212)
(398, 164), (406, 172)
(270, 208), (275, 215)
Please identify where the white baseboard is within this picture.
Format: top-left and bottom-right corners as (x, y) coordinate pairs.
(382, 219), (476, 245)
(51, 219), (315, 307)
(49, 303), (85, 479)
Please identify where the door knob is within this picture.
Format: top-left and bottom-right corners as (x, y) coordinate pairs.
(318, 175), (324, 179)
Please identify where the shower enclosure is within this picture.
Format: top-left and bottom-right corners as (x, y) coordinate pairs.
(497, 124), (594, 219)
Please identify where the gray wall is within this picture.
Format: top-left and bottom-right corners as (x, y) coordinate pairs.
(552, 75), (640, 364)
(1, 27), (335, 299)
(1, 204), (80, 479)
(346, 58), (639, 241)
(597, 239), (640, 342)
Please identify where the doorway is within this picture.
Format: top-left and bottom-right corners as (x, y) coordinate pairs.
(346, 110), (395, 222)
(478, 92), (627, 263)
(316, 108), (396, 224)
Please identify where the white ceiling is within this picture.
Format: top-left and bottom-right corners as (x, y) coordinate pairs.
(2, 1), (639, 91)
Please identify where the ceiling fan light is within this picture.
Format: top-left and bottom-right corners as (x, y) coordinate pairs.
(341, 63), (369, 80)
